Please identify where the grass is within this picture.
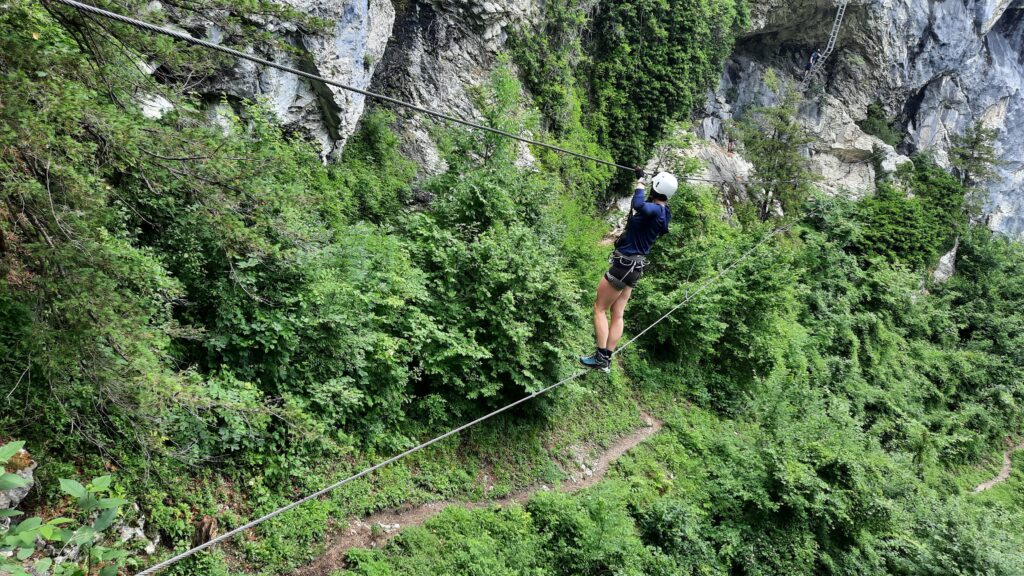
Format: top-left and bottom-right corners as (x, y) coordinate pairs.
(150, 361), (654, 575)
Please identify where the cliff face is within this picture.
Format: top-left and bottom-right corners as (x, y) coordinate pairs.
(367, 0), (537, 173)
(703, 0), (1023, 235)
(191, 0), (1022, 235)
(191, 0), (396, 157)
(194, 0), (533, 165)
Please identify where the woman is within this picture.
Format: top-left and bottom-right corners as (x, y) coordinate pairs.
(580, 170), (678, 373)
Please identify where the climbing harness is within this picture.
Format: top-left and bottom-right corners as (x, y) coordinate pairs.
(800, 0), (849, 88)
(605, 250), (649, 289)
(35, 2), (824, 574)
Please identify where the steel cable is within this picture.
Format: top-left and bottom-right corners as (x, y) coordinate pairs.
(49, 0), (797, 186)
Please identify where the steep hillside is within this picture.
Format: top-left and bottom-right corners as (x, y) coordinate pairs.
(179, 0), (1023, 235)
(2, 1), (1023, 575)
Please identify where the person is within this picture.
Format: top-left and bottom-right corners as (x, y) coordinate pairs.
(580, 168), (677, 373)
(803, 49), (822, 80)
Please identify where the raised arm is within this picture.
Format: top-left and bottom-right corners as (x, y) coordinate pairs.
(631, 181), (662, 217)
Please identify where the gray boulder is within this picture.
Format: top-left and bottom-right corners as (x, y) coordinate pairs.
(0, 448), (35, 519)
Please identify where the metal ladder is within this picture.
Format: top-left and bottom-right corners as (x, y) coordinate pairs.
(801, 0), (849, 87)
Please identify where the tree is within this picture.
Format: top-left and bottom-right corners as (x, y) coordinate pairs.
(950, 121), (1001, 221)
(731, 92), (816, 222)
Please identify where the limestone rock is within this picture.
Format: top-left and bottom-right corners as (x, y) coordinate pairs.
(181, 0), (396, 158)
(118, 505), (160, 556)
(0, 448), (35, 513)
(369, 0), (539, 175)
(698, 0), (1024, 237)
(933, 237), (960, 283)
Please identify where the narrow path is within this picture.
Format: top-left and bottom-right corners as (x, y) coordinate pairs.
(294, 413), (663, 576)
(973, 439), (1024, 493)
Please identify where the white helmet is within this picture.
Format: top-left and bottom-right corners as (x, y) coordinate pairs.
(651, 172), (678, 199)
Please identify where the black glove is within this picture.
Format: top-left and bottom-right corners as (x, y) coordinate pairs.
(634, 166), (645, 180)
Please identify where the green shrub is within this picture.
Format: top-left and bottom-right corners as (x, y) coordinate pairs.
(856, 157), (966, 269)
(1, 443), (131, 576)
(588, 0), (748, 173)
(857, 103), (902, 147)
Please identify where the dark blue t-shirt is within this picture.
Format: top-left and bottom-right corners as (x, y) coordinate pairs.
(617, 188), (671, 256)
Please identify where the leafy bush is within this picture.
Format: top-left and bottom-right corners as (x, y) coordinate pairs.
(857, 103), (902, 147)
(514, 0), (748, 192)
(408, 63), (595, 412)
(856, 158), (966, 269)
(588, 0), (748, 170)
(1, 442), (130, 576)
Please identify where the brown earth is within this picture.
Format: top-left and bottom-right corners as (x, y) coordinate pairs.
(973, 438), (1024, 493)
(293, 412), (664, 576)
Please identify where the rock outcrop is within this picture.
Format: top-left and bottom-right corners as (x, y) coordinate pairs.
(171, 0), (396, 157)
(367, 0), (537, 173)
(699, 0), (1024, 236)
(0, 447), (35, 514)
(933, 236), (960, 283)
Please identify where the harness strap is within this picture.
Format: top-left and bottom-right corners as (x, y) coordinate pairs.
(607, 250), (649, 286)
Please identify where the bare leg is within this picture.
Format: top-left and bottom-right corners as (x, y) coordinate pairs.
(593, 277), (624, 349)
(607, 286), (633, 351)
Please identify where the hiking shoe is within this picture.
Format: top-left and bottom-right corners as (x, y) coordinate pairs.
(580, 352), (611, 373)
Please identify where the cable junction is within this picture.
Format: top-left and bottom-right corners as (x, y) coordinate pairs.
(50, 0), (796, 187)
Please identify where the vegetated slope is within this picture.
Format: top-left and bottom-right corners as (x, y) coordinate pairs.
(337, 170), (1024, 575)
(2, 0), (1024, 575)
(297, 414), (662, 575)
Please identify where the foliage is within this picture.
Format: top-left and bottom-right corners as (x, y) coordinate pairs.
(336, 110), (418, 223)
(509, 0), (592, 135)
(340, 397), (1024, 576)
(855, 157), (966, 269)
(1, 442), (130, 576)
(588, 0), (749, 174)
(5, 0), (1024, 575)
(410, 63), (594, 412)
(950, 121), (1000, 188)
(949, 121), (1002, 220)
(337, 141), (1024, 574)
(513, 0), (748, 193)
(730, 92), (816, 221)
(857, 103), (902, 147)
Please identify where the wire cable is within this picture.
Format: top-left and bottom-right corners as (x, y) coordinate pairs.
(131, 206), (813, 575)
(135, 369), (588, 575)
(49, 0), (798, 186)
(40, 2), (818, 573)
(615, 209), (814, 354)
(49, 0), (636, 172)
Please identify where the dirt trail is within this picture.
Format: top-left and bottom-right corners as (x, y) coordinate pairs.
(294, 413), (663, 576)
(973, 439), (1024, 493)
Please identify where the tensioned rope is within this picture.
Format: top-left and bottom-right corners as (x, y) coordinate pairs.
(40, 2), (819, 573)
(129, 206), (814, 575)
(48, 0), (796, 187)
